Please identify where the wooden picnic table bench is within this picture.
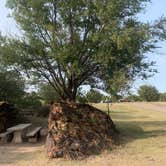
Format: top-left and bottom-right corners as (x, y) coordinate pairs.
(26, 126), (42, 143)
(0, 130), (13, 143)
(7, 123), (31, 143)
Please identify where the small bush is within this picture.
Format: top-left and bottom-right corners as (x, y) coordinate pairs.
(35, 105), (50, 117)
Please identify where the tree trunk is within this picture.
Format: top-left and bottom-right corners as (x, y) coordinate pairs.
(59, 83), (77, 103)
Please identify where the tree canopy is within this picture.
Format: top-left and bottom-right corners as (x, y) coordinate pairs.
(86, 89), (103, 103)
(39, 83), (60, 103)
(0, 0), (166, 102)
(138, 85), (160, 101)
(159, 92), (166, 101)
(0, 69), (25, 104)
(19, 92), (42, 109)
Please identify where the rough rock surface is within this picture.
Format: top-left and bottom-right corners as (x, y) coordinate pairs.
(46, 103), (118, 159)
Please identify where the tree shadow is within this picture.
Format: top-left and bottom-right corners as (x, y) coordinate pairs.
(111, 113), (149, 120)
(0, 143), (44, 165)
(114, 120), (166, 145)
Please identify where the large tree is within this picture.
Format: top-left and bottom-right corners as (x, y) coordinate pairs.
(0, 0), (166, 102)
(138, 85), (160, 101)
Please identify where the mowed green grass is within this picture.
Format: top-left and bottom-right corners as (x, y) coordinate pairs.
(0, 102), (166, 166)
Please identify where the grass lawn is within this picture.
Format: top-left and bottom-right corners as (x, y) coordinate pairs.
(0, 102), (166, 166)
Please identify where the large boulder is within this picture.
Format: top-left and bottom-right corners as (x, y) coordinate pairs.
(46, 102), (118, 159)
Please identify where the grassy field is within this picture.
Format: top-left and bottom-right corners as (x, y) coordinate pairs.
(0, 102), (166, 166)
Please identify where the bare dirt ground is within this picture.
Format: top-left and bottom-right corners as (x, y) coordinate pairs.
(0, 102), (166, 166)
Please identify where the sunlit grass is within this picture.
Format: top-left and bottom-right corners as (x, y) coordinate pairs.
(0, 102), (166, 166)
(94, 103), (166, 161)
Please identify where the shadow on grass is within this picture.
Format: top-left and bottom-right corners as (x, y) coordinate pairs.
(0, 143), (44, 165)
(114, 120), (166, 145)
(110, 113), (149, 120)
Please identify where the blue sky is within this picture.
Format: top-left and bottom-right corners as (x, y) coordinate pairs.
(133, 0), (166, 93)
(0, 0), (166, 93)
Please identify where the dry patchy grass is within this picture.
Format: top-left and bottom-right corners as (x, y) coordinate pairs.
(0, 102), (166, 166)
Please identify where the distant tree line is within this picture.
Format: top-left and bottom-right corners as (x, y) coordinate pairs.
(0, 69), (104, 106)
(124, 85), (166, 102)
(39, 84), (166, 103)
(0, 68), (165, 106)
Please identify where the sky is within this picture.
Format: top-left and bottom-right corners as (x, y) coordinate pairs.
(0, 0), (166, 93)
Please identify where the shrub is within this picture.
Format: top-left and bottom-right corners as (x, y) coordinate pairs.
(35, 105), (50, 117)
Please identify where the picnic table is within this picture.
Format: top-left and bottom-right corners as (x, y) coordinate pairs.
(26, 126), (42, 143)
(7, 123), (31, 143)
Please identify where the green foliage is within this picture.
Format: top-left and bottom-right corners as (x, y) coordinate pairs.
(159, 93), (166, 101)
(0, 70), (25, 105)
(124, 95), (141, 102)
(39, 83), (60, 103)
(0, 68), (41, 108)
(86, 89), (103, 103)
(76, 87), (88, 103)
(34, 105), (50, 117)
(0, 0), (166, 101)
(138, 85), (160, 101)
(19, 92), (42, 109)
(106, 70), (132, 101)
(76, 94), (88, 104)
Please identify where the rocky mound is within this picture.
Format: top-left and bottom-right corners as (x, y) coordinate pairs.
(46, 103), (118, 159)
